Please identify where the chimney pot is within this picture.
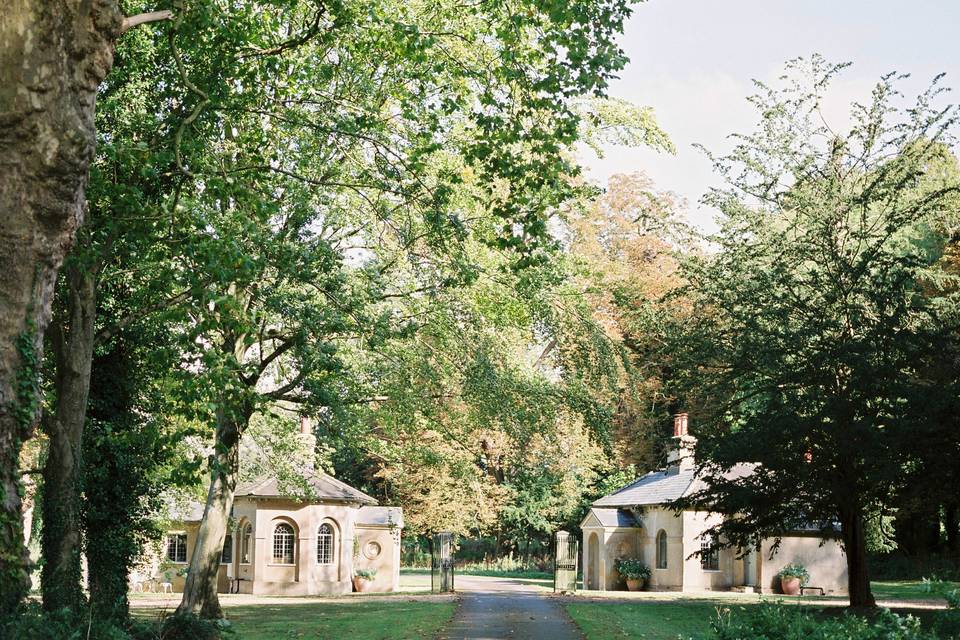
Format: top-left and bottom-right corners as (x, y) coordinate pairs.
(300, 415), (312, 435)
(673, 412), (689, 437)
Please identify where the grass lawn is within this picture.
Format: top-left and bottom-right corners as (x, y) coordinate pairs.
(137, 601), (456, 640)
(566, 600), (721, 640)
(872, 580), (960, 601)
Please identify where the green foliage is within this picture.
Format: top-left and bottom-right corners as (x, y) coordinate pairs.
(660, 56), (960, 605)
(0, 604), (201, 640)
(711, 604), (935, 640)
(777, 563), (811, 586)
(614, 557), (651, 580)
(156, 613), (237, 640)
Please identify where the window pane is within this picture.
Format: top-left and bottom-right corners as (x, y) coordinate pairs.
(317, 524), (334, 564)
(167, 534), (187, 563)
(241, 525), (251, 564)
(273, 524), (295, 564)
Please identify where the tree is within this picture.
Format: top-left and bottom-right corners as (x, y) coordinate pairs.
(156, 0), (639, 618)
(0, 2), (172, 613)
(664, 57), (960, 608)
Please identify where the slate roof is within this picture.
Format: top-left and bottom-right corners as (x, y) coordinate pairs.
(590, 507), (639, 528)
(236, 470), (378, 505)
(593, 468), (698, 507)
(593, 463), (757, 509)
(358, 506), (404, 528)
(169, 500), (206, 523)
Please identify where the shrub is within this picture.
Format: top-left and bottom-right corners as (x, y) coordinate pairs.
(712, 603), (934, 640)
(156, 613), (237, 640)
(0, 605), (239, 640)
(933, 589), (960, 639)
(615, 557), (651, 581)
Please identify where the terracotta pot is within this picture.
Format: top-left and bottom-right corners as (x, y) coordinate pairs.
(780, 576), (801, 595)
(626, 578), (643, 591)
(352, 577), (372, 593)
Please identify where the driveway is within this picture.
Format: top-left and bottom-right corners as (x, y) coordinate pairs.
(438, 574), (583, 640)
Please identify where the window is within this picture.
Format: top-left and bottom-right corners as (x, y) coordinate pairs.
(656, 530), (668, 569)
(166, 533), (187, 563)
(701, 535), (720, 571)
(240, 523), (252, 564)
(221, 534), (233, 564)
(317, 523), (335, 565)
(272, 523), (295, 565)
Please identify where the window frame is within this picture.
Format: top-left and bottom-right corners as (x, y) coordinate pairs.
(166, 532), (188, 564)
(317, 523), (335, 565)
(700, 535), (720, 572)
(271, 522), (296, 566)
(656, 529), (668, 570)
(240, 523), (252, 565)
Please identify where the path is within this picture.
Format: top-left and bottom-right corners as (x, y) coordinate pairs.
(438, 575), (584, 640)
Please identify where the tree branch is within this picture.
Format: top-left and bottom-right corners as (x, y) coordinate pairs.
(121, 10), (174, 34)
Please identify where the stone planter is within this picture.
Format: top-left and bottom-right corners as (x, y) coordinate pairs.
(780, 576), (801, 595)
(626, 578), (644, 591)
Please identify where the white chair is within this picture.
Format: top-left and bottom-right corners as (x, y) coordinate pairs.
(159, 581), (173, 594)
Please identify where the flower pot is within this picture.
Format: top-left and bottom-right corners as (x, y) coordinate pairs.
(352, 577), (372, 593)
(780, 576), (801, 595)
(626, 578), (643, 591)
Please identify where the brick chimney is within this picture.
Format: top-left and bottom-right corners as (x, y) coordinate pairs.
(299, 415), (316, 471)
(667, 412), (696, 472)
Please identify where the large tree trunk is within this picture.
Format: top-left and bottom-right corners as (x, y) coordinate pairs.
(41, 265), (96, 611)
(176, 409), (248, 619)
(840, 507), (876, 609)
(0, 0), (122, 615)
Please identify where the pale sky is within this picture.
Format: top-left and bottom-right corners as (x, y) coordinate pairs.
(582, 0), (960, 231)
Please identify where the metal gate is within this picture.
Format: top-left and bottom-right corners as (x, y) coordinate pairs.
(431, 532), (455, 593)
(554, 530), (579, 593)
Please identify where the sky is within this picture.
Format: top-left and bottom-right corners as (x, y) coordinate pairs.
(582, 0), (960, 231)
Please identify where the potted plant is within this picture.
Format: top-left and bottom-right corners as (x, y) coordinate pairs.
(352, 568), (377, 592)
(615, 558), (652, 591)
(778, 563), (809, 595)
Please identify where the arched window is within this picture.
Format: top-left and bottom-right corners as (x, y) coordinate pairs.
(240, 523), (252, 564)
(317, 523), (335, 565)
(656, 530), (668, 569)
(272, 523), (296, 565)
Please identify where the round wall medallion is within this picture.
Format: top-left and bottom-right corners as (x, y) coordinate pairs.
(363, 541), (382, 560)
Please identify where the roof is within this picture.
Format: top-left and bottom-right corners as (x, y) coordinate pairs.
(593, 468), (698, 507)
(593, 463), (757, 508)
(357, 506), (404, 528)
(590, 507), (639, 528)
(236, 470), (378, 505)
(169, 500), (206, 523)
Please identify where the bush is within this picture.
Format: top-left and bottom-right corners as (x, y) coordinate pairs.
(933, 589), (960, 639)
(0, 605), (132, 640)
(155, 613), (237, 640)
(712, 603), (935, 640)
(0, 605), (238, 640)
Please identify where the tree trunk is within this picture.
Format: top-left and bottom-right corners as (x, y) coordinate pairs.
(840, 507), (876, 609)
(41, 265), (96, 612)
(945, 503), (959, 557)
(0, 0), (122, 615)
(176, 409), (248, 619)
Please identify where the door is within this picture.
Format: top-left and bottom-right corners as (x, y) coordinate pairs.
(587, 533), (599, 590)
